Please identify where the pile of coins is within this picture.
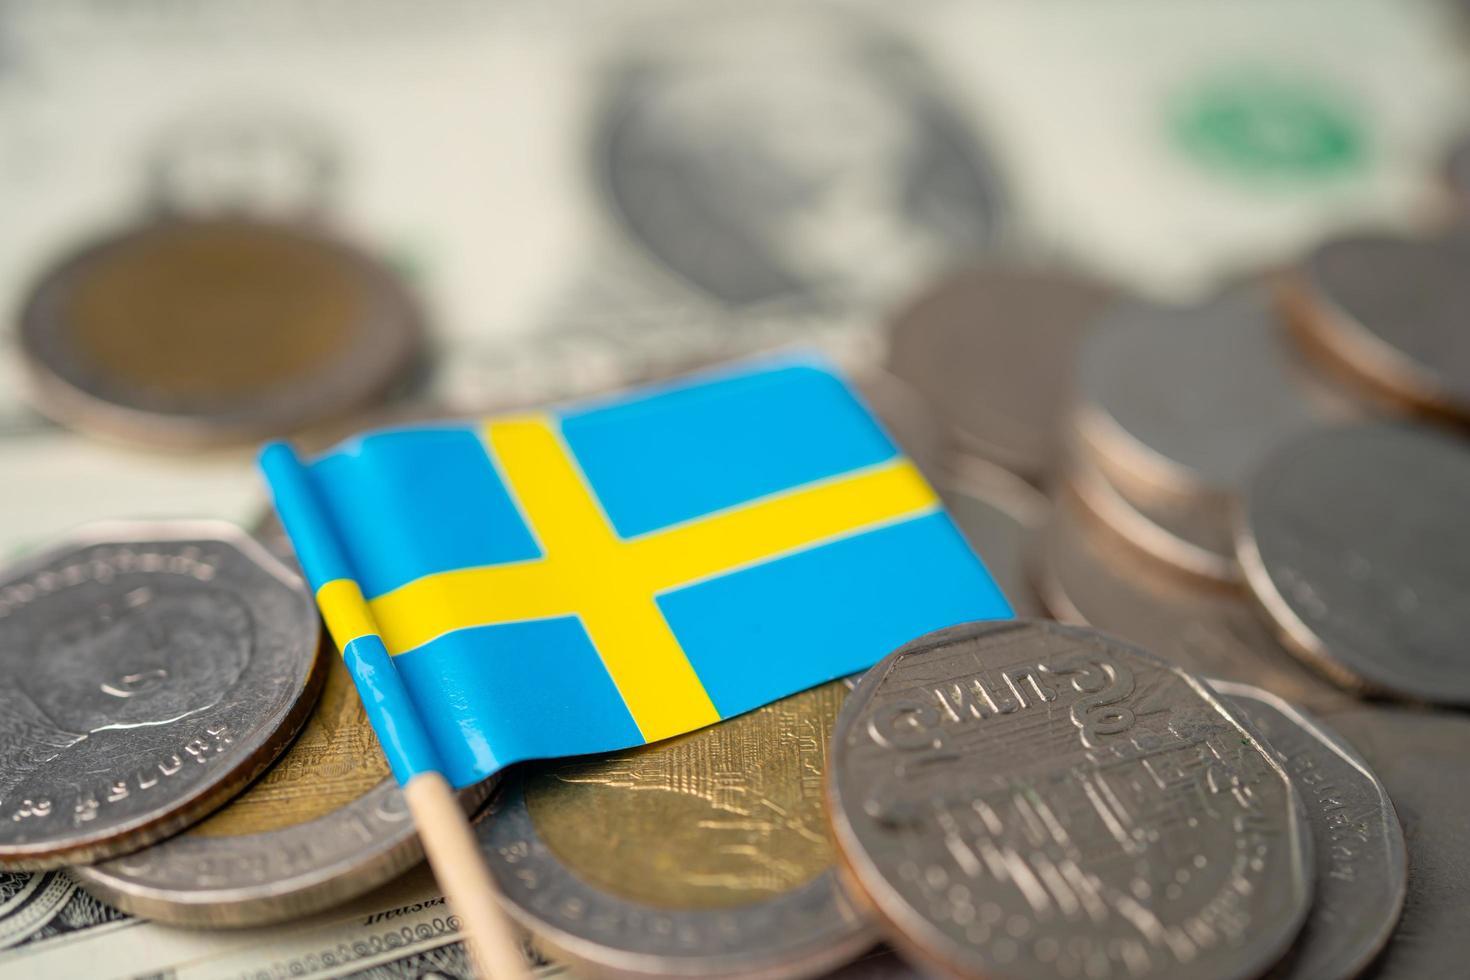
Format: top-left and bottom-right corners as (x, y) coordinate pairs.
(3, 151), (1469, 980)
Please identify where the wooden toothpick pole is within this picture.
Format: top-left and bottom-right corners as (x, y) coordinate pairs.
(405, 773), (530, 980)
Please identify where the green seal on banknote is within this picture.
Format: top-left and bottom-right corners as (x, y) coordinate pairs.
(1172, 72), (1365, 181)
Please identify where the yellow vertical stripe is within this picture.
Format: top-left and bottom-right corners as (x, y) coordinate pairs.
(484, 417), (721, 740)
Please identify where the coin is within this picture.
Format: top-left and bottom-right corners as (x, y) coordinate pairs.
(1072, 285), (1349, 557)
(18, 219), (421, 449)
(0, 522), (323, 869)
(886, 265), (1116, 481)
(1068, 447), (1240, 586)
(1034, 489), (1351, 714)
(1211, 681), (1406, 980)
(479, 681), (876, 979)
(1323, 709), (1470, 979)
(1281, 230), (1470, 423)
(72, 648), (495, 926)
(827, 620), (1313, 980)
(1237, 423), (1470, 704)
(938, 457), (1048, 619)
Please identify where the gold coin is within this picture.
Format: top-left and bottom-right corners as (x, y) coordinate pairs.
(192, 650), (388, 837)
(526, 681), (846, 910)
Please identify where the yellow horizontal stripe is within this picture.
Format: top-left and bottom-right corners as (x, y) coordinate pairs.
(317, 578), (378, 650)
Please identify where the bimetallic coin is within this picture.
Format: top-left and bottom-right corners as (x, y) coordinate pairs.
(1323, 709), (1470, 980)
(1034, 489), (1351, 714)
(1068, 446), (1240, 587)
(72, 650), (495, 926)
(827, 620), (1313, 980)
(1282, 230), (1470, 423)
(1212, 681), (1406, 980)
(886, 265), (1116, 481)
(938, 457), (1048, 619)
(479, 682), (875, 978)
(1073, 285), (1349, 550)
(18, 219), (421, 448)
(0, 522), (323, 869)
(1237, 423), (1470, 704)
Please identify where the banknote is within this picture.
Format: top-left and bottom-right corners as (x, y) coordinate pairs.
(0, 865), (561, 980)
(0, 0), (1462, 426)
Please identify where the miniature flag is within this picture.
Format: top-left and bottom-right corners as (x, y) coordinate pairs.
(260, 357), (1011, 788)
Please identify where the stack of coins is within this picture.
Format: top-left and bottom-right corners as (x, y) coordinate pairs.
(858, 181), (1470, 975)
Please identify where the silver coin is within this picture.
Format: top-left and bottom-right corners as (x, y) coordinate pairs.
(1237, 423), (1470, 704)
(17, 218), (422, 449)
(1034, 489), (1352, 715)
(1323, 709), (1470, 980)
(595, 10), (1005, 311)
(70, 513), (493, 926)
(1073, 285), (1349, 544)
(827, 619), (1314, 980)
(1211, 681), (1406, 980)
(0, 521), (323, 869)
(479, 683), (875, 979)
(938, 456), (1049, 619)
(1067, 446), (1240, 587)
(1282, 230), (1470, 423)
(886, 264), (1116, 481)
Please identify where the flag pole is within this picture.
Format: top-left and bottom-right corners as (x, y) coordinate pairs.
(405, 772), (530, 980)
(260, 444), (529, 980)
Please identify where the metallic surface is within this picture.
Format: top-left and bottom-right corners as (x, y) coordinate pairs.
(1034, 490), (1352, 714)
(826, 620), (1313, 980)
(1237, 423), (1470, 704)
(1214, 681), (1406, 980)
(1072, 285), (1348, 552)
(17, 219), (421, 448)
(938, 456), (1049, 618)
(1067, 447), (1240, 587)
(887, 264), (1115, 481)
(0, 522), (324, 869)
(480, 682), (876, 978)
(1322, 709), (1470, 980)
(1282, 230), (1470, 422)
(72, 653), (494, 926)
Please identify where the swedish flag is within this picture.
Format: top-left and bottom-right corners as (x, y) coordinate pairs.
(261, 357), (1010, 788)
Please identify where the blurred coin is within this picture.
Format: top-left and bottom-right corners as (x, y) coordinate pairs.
(1033, 489), (1350, 714)
(938, 456), (1048, 618)
(1323, 709), (1470, 979)
(827, 620), (1313, 980)
(479, 681), (875, 979)
(1282, 230), (1470, 422)
(1068, 447), (1240, 586)
(1073, 285), (1349, 554)
(854, 369), (952, 486)
(886, 265), (1115, 481)
(1212, 681), (1406, 980)
(18, 219), (421, 449)
(0, 522), (323, 869)
(1238, 423), (1470, 704)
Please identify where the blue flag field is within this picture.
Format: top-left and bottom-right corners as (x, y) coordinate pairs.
(261, 356), (1011, 787)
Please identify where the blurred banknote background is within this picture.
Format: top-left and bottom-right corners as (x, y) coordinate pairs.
(2, 0), (1470, 977)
